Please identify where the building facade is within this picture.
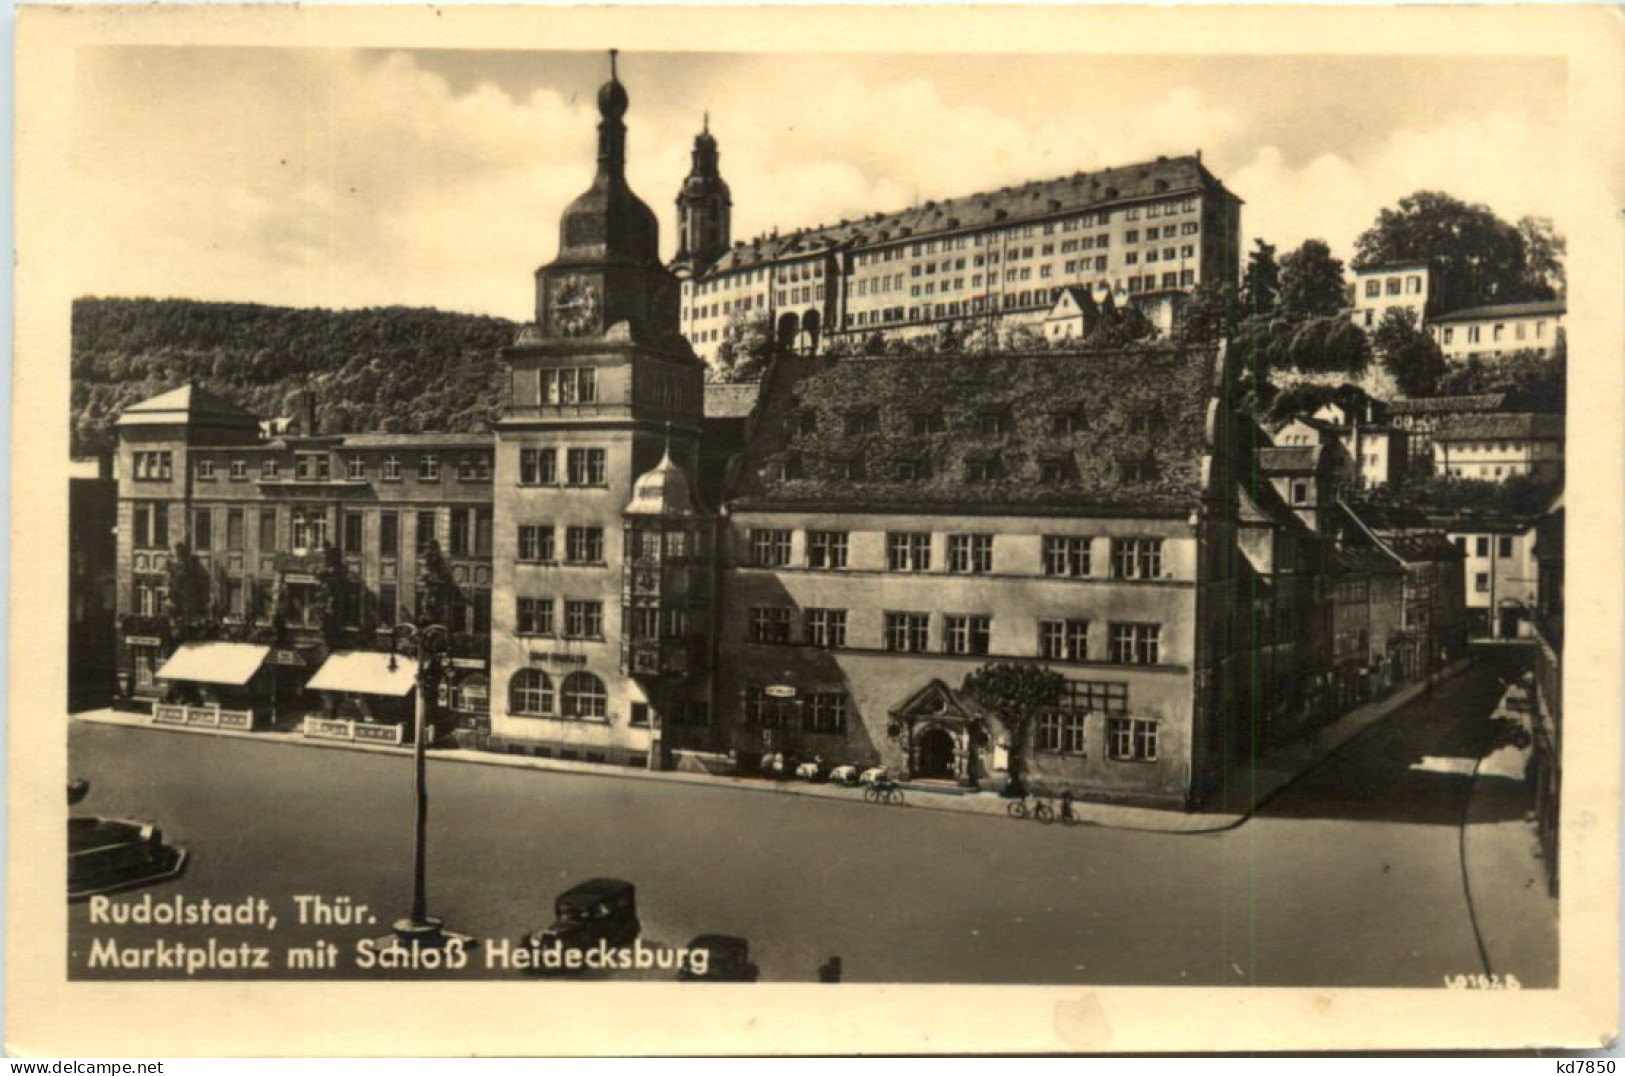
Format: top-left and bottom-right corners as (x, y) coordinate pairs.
(1431, 301), (1565, 361)
(675, 132), (1244, 364)
(1350, 262), (1430, 330)
(1447, 516), (1541, 639)
(1431, 412), (1565, 483)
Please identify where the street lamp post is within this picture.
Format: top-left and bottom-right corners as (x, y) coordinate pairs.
(387, 619), (457, 946)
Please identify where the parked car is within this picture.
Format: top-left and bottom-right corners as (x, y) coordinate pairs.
(859, 766), (890, 786)
(678, 934), (760, 982)
(68, 816), (188, 901)
(522, 878), (641, 960)
(828, 765), (859, 786)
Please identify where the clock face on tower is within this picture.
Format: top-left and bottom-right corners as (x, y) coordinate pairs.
(551, 276), (602, 338)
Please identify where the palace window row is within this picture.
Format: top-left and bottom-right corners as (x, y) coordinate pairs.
(745, 608), (1164, 665)
(1035, 712), (1160, 761)
(744, 528), (1164, 579)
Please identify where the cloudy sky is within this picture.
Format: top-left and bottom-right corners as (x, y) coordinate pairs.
(67, 47), (1566, 321)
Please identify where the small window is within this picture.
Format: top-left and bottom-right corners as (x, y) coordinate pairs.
(381, 456), (401, 481)
(1039, 456), (1073, 484)
(230, 459), (248, 481)
(910, 411), (946, 436)
(843, 409), (878, 435)
(964, 456), (1001, 483)
(418, 454), (441, 481)
(195, 460), (216, 481)
(895, 458), (929, 481)
(347, 457), (366, 480)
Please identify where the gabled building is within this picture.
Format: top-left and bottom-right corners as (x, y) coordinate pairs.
(1332, 502), (1467, 679)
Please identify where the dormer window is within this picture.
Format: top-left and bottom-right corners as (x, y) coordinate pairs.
(895, 458), (930, 481)
(1120, 457), (1160, 483)
(1039, 455), (1075, 484)
(909, 410), (946, 436)
(764, 453), (802, 483)
(964, 455), (1002, 483)
(1049, 408), (1084, 436)
(975, 409), (1012, 437)
(1128, 407), (1164, 435)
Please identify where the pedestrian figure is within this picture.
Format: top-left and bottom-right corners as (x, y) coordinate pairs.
(818, 956), (842, 983)
(1059, 788), (1074, 822)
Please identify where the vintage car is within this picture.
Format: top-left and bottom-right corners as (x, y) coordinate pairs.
(859, 766), (890, 786)
(522, 878), (641, 958)
(68, 816), (188, 902)
(677, 934), (760, 982)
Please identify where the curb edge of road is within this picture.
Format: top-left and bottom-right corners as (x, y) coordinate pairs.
(69, 710), (1242, 835)
(68, 662), (1474, 839)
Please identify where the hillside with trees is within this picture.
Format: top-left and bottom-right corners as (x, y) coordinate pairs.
(70, 297), (518, 457)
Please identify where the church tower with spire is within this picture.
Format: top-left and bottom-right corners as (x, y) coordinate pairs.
(671, 115), (732, 280)
(491, 52), (710, 770)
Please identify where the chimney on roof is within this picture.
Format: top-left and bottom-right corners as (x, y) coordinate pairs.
(301, 391), (318, 436)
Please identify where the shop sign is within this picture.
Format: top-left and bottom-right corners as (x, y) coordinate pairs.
(765, 684), (797, 699)
(284, 572), (319, 585)
(125, 635), (162, 646)
(529, 651), (588, 666)
(450, 657), (487, 670)
(275, 649), (306, 667)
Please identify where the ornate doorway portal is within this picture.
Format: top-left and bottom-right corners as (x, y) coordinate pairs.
(915, 726), (957, 780)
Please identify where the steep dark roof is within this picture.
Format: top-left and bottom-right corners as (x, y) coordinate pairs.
(1431, 300), (1565, 324)
(116, 383), (262, 428)
(1387, 394), (1508, 416)
(1432, 412), (1564, 442)
(730, 345), (1220, 515)
(702, 154), (1238, 277)
(1256, 445), (1325, 473)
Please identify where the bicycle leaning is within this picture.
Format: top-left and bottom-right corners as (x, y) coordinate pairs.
(1007, 793), (1080, 827)
(863, 777), (905, 806)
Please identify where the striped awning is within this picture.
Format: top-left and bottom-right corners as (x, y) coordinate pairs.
(156, 642), (271, 687)
(306, 651), (419, 698)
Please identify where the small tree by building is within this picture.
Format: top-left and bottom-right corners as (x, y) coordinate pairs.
(315, 542), (353, 650)
(1371, 307), (1448, 398)
(711, 311), (777, 384)
(961, 662), (1066, 790)
(164, 542), (211, 641)
(416, 539), (462, 630)
(1278, 239), (1350, 319)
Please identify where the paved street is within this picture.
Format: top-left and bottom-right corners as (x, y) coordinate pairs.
(68, 652), (1554, 986)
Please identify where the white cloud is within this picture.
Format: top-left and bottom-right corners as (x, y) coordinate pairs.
(65, 49), (1566, 318)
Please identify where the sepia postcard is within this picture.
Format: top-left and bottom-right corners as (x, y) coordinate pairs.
(8, 2), (1624, 1056)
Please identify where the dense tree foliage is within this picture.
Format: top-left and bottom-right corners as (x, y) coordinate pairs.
(710, 310), (779, 383)
(1241, 239), (1282, 318)
(1230, 314), (1371, 378)
(1352, 191), (1559, 314)
(1371, 307), (1449, 398)
(961, 662), (1066, 785)
(1363, 471), (1562, 519)
(1278, 239), (1349, 319)
(1436, 332), (1566, 412)
(70, 298), (517, 456)
(1175, 282), (1238, 346)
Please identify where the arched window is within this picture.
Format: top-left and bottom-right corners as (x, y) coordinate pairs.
(561, 672), (608, 719)
(509, 669), (553, 716)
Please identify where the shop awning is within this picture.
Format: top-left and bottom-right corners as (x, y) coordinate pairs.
(306, 651), (419, 697)
(156, 642), (272, 687)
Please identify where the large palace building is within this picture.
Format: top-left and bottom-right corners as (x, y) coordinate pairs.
(670, 121), (1244, 363)
(104, 56), (1460, 810)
